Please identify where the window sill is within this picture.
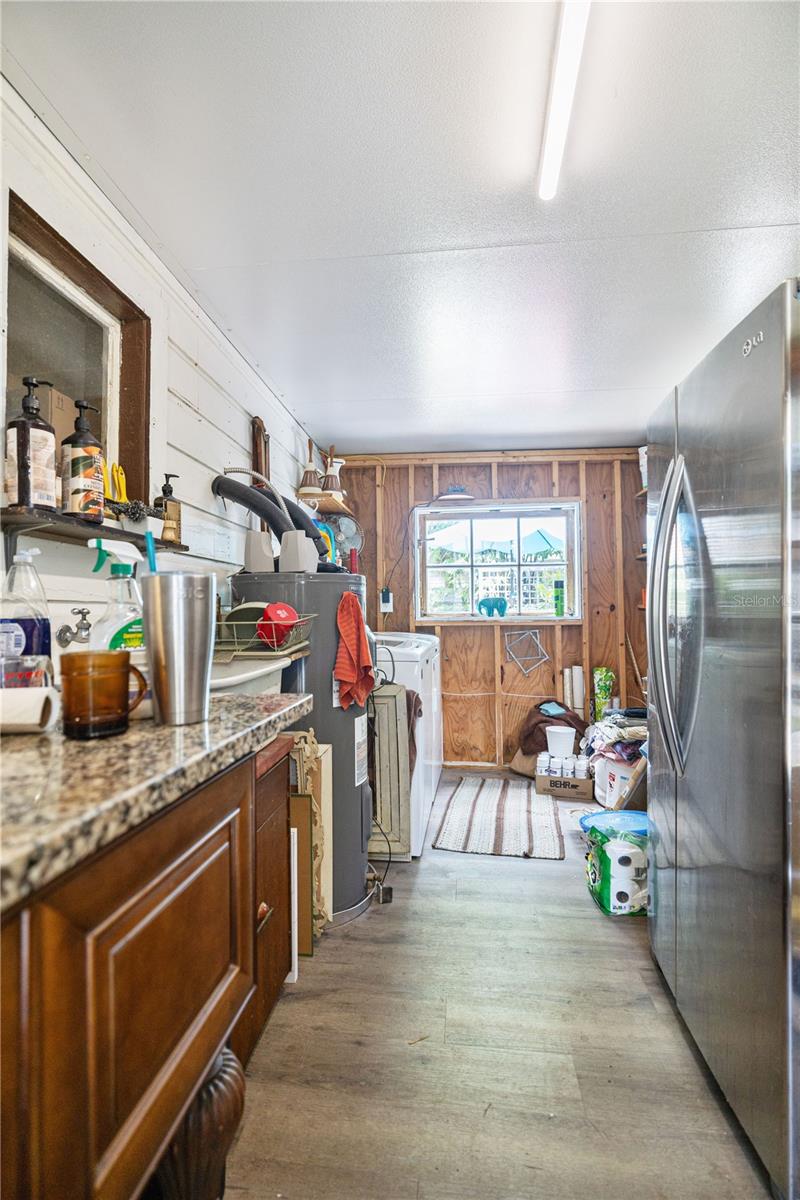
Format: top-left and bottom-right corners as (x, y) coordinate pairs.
(413, 616), (583, 626)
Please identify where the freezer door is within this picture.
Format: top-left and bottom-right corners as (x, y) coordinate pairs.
(676, 283), (789, 1196)
(646, 389), (679, 993)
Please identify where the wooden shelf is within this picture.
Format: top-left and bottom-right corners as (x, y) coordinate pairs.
(637, 604), (646, 611)
(635, 552), (647, 560)
(1, 507), (189, 555)
(635, 488), (647, 498)
(298, 492), (353, 516)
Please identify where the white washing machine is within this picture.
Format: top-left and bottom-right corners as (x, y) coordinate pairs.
(374, 632), (443, 857)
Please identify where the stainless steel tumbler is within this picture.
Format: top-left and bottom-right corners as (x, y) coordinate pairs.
(142, 572), (216, 725)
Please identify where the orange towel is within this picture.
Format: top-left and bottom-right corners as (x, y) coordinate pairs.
(334, 591), (375, 710)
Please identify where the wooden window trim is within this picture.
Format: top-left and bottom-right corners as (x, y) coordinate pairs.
(8, 192), (151, 503)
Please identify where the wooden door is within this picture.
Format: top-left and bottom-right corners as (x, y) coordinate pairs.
(231, 749), (291, 1065)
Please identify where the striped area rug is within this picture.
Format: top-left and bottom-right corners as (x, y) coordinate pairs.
(433, 775), (565, 860)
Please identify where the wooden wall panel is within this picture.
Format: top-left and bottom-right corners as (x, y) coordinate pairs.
(440, 624), (496, 762)
(344, 466), (378, 628)
(380, 466), (412, 633)
(621, 459), (648, 704)
(496, 462), (552, 499)
(585, 461), (620, 695)
(441, 626), (495, 694)
(414, 465), (434, 504)
(558, 462), (580, 496)
(438, 463), (492, 500)
(342, 448), (641, 763)
(442, 696), (497, 763)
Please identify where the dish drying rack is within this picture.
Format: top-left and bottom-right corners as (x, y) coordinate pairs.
(214, 613), (316, 658)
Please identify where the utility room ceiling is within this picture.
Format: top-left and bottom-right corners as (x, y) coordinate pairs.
(2, 1), (798, 452)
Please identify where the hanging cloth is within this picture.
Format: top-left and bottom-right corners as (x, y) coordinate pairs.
(334, 591), (375, 709)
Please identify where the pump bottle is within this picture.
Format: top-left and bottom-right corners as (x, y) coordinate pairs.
(4, 377), (57, 511)
(62, 399), (104, 522)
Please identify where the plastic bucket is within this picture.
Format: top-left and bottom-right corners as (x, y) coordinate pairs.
(545, 725), (576, 756)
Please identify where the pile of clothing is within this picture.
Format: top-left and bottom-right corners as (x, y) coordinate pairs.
(581, 709), (648, 808)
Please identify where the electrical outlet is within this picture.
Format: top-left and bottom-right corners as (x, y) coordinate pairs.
(380, 587), (394, 613)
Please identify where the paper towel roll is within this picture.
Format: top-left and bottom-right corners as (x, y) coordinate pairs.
(0, 688), (61, 734)
(562, 668), (573, 709)
(605, 837), (647, 874)
(571, 666), (585, 714)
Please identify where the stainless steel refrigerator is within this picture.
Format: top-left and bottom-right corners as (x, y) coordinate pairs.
(646, 279), (799, 1200)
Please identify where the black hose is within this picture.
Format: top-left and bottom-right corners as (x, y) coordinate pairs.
(211, 475), (294, 538)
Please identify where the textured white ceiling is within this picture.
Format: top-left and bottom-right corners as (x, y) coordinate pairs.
(2, 1), (799, 451)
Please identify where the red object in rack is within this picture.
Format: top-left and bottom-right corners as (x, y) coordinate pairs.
(256, 602), (299, 648)
(349, 548), (359, 573)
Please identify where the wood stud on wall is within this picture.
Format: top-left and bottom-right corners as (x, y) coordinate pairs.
(343, 448), (646, 766)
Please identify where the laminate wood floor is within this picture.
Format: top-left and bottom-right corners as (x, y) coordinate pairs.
(227, 771), (771, 1200)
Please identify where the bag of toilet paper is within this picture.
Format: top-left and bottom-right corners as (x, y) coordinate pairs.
(579, 811), (649, 916)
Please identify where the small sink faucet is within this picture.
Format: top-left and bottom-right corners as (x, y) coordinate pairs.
(56, 608), (93, 649)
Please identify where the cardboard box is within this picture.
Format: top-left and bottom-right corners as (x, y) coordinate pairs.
(535, 774), (594, 801)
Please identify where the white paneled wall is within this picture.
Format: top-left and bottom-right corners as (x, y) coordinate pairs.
(1, 82), (314, 641)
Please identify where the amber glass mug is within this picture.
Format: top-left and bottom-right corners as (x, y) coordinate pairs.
(60, 650), (146, 740)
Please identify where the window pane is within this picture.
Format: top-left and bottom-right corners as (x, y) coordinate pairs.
(426, 568), (471, 613)
(473, 567), (518, 615)
(6, 255), (107, 446)
(520, 516), (567, 563)
(473, 517), (517, 564)
(425, 520), (470, 565)
(520, 567), (568, 614)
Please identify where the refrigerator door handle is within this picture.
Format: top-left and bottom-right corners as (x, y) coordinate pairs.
(655, 454), (686, 774)
(646, 454), (679, 774)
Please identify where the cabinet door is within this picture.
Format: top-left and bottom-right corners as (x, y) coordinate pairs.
(231, 753), (291, 1065)
(23, 759), (254, 1200)
(257, 791), (292, 1022)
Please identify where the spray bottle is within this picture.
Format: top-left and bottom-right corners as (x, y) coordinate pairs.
(88, 539), (144, 650)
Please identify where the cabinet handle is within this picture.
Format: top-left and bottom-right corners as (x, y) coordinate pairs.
(256, 901), (274, 932)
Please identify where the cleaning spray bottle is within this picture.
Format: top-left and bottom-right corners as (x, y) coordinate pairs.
(88, 539), (144, 650)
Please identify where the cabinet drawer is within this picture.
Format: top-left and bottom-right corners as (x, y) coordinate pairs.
(24, 759), (254, 1200)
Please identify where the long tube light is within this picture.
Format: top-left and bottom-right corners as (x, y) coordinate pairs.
(538, 1), (591, 201)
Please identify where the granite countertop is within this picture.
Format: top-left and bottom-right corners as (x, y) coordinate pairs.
(0, 692), (313, 913)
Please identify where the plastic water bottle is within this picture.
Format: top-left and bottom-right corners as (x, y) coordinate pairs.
(0, 548), (52, 657)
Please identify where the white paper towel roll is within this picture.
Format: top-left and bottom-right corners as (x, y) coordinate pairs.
(0, 688), (61, 734)
(605, 837), (647, 874)
(571, 666), (585, 713)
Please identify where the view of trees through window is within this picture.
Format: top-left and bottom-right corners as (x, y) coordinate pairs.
(416, 503), (581, 618)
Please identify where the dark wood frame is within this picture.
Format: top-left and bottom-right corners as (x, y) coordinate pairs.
(8, 191), (151, 502)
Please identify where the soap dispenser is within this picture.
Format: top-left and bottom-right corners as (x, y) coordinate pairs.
(154, 473), (182, 544)
(4, 377), (57, 511)
(61, 399), (104, 522)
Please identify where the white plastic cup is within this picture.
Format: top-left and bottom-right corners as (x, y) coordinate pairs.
(545, 725), (577, 757)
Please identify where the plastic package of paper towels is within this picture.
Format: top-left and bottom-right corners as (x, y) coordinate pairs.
(0, 688), (61, 734)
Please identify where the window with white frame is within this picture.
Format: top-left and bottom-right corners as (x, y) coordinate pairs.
(415, 501), (582, 620)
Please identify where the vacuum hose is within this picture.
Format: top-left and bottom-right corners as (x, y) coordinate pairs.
(211, 475), (294, 539)
(211, 474), (345, 571)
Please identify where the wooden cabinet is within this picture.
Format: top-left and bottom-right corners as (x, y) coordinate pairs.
(2, 759), (254, 1200)
(231, 735), (293, 1066)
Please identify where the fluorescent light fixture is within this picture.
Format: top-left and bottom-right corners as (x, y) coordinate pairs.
(538, 1), (591, 201)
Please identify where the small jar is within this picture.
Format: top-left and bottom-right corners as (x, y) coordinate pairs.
(575, 755), (589, 779)
(563, 755), (576, 778)
(549, 757), (563, 777)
